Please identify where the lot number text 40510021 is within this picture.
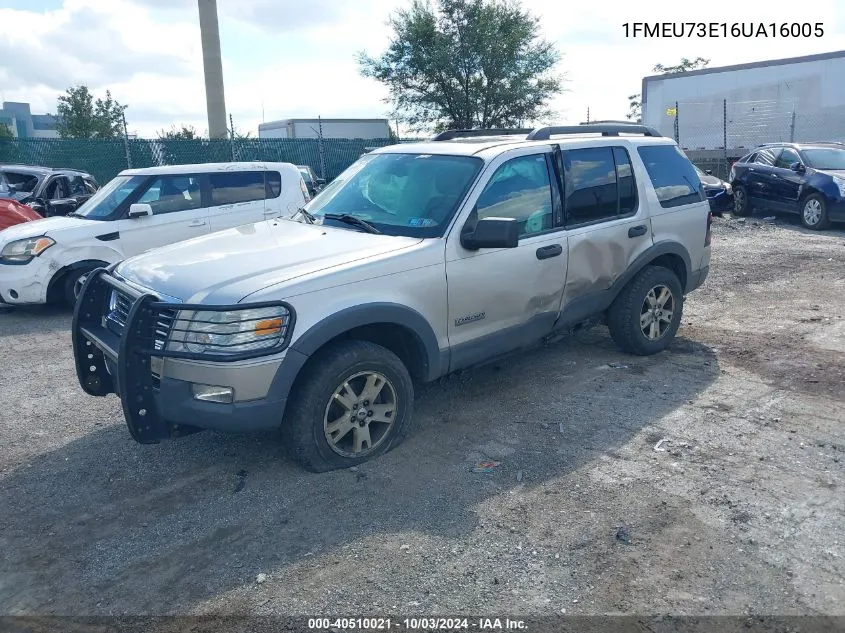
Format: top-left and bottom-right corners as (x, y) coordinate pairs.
(622, 22), (824, 38)
(307, 617), (528, 630)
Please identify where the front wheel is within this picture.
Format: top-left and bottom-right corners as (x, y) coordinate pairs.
(800, 193), (830, 230)
(284, 340), (415, 472)
(607, 266), (684, 356)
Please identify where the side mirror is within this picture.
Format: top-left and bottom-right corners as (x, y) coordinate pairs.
(316, 178), (326, 186)
(128, 203), (153, 218)
(705, 169), (713, 175)
(790, 162), (805, 173)
(461, 216), (519, 250)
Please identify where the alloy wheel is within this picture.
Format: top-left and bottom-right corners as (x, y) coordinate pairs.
(803, 198), (822, 226)
(640, 285), (675, 340)
(323, 371), (398, 458)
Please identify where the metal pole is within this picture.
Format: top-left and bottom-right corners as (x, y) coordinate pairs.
(198, 0), (228, 139)
(674, 101), (680, 145)
(723, 98), (728, 179)
(122, 110), (132, 169)
(229, 113), (236, 161)
(789, 107), (796, 143)
(317, 115), (326, 180)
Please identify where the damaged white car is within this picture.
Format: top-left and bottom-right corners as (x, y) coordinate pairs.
(0, 162), (310, 306)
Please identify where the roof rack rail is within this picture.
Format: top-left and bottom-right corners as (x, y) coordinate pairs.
(431, 128), (533, 141)
(51, 166), (88, 173)
(527, 124), (662, 141)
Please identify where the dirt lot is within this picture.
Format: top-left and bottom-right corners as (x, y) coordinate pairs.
(1, 213), (843, 621)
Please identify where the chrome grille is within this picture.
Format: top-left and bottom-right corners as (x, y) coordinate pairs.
(105, 289), (177, 351)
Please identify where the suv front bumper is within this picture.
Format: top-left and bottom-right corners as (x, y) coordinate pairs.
(72, 268), (306, 443)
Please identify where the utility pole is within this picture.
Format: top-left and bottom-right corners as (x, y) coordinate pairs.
(197, 0), (228, 139)
(122, 110), (132, 169)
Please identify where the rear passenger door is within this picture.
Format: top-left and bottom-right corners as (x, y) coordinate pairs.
(559, 145), (650, 320)
(745, 147), (781, 205)
(206, 170), (268, 232)
(117, 174), (209, 257)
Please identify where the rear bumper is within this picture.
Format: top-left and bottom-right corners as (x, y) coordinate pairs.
(705, 189), (733, 214)
(73, 268), (305, 442)
(687, 266), (709, 293)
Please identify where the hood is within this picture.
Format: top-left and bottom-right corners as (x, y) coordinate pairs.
(815, 168), (845, 178)
(115, 218), (422, 303)
(0, 215), (90, 242)
(699, 173), (724, 187)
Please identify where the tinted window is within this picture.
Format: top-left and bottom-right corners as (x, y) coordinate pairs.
(563, 147), (618, 224)
(266, 171), (282, 198)
(614, 147), (637, 215)
(774, 148), (800, 169)
(137, 175), (202, 215)
(753, 148), (780, 166)
(210, 171), (265, 205)
(637, 145), (705, 209)
(476, 154), (553, 237)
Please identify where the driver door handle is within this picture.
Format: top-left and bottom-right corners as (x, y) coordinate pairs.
(536, 244), (563, 260)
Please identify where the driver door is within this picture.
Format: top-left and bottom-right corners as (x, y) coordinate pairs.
(43, 176), (78, 216)
(445, 150), (568, 372)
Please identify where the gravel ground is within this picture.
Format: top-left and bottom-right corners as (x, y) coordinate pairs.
(0, 212), (843, 620)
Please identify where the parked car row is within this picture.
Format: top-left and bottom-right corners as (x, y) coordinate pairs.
(0, 162), (311, 306)
(729, 142), (845, 230)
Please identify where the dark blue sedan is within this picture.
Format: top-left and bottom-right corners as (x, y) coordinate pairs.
(729, 142), (845, 230)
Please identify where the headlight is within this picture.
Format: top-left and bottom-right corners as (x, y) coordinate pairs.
(0, 236), (55, 264)
(833, 176), (845, 198)
(167, 305), (292, 356)
(724, 182), (732, 195)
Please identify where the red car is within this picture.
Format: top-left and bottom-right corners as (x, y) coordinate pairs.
(0, 197), (43, 231)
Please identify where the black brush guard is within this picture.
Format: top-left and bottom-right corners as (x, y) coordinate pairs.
(72, 268), (201, 443)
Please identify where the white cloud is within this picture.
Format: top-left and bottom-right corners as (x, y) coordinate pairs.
(2, 0), (844, 136)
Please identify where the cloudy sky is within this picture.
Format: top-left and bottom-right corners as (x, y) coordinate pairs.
(2, 0), (845, 137)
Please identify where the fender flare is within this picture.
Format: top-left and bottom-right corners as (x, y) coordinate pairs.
(618, 240), (693, 294)
(290, 303), (444, 382)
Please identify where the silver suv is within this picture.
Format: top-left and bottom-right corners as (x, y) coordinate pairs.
(73, 124), (712, 472)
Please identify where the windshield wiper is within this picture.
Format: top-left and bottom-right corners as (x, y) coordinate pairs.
(294, 207), (317, 224)
(323, 213), (381, 234)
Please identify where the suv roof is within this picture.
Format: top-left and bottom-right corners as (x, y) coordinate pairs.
(0, 164), (93, 177)
(119, 161), (297, 177)
(753, 142), (845, 152)
(376, 123), (673, 157)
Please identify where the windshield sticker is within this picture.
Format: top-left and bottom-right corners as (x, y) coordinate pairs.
(408, 217), (437, 227)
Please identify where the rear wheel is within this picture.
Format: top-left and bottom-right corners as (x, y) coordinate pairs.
(800, 193), (830, 230)
(732, 184), (751, 216)
(284, 340), (415, 472)
(607, 266), (684, 356)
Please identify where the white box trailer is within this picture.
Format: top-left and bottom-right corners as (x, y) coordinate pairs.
(258, 118), (391, 139)
(641, 50), (845, 151)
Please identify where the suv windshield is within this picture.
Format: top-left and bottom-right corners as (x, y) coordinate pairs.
(302, 152), (483, 237)
(73, 175), (147, 220)
(802, 147), (845, 170)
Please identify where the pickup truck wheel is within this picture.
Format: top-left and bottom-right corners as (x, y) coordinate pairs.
(285, 340), (415, 472)
(607, 266), (683, 356)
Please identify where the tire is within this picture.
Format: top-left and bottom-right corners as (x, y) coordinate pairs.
(62, 268), (92, 308)
(732, 184), (752, 216)
(799, 193), (830, 230)
(284, 340), (415, 472)
(607, 265), (684, 356)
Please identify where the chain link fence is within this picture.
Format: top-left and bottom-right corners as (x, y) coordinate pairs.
(0, 137), (426, 186)
(655, 99), (845, 179)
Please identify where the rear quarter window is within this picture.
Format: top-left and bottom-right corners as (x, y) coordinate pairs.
(209, 171), (266, 205)
(636, 145), (704, 209)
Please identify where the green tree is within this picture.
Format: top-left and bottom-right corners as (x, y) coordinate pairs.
(627, 57), (710, 122)
(358, 0), (562, 132)
(0, 123), (14, 139)
(158, 124), (201, 140)
(55, 85), (128, 139)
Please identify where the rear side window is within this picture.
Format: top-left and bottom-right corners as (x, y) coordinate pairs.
(563, 147), (618, 224)
(753, 148), (780, 166)
(637, 145), (705, 209)
(209, 171), (265, 205)
(265, 171), (282, 198)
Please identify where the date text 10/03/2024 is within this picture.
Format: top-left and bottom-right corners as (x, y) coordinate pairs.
(307, 618), (528, 630)
(622, 22), (824, 38)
